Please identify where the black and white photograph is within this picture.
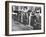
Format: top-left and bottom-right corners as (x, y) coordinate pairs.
(5, 1), (45, 36)
(12, 6), (41, 31)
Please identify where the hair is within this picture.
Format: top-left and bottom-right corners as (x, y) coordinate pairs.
(35, 7), (41, 13)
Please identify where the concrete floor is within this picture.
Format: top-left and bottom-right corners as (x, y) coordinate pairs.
(12, 19), (33, 31)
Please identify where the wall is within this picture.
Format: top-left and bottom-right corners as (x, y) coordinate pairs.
(0, 0), (46, 37)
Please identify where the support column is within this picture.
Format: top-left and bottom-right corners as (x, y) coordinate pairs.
(28, 12), (32, 26)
